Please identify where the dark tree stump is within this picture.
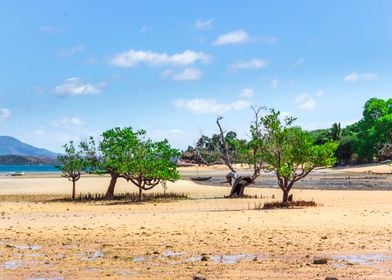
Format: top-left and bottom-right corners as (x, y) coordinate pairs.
(226, 172), (254, 197)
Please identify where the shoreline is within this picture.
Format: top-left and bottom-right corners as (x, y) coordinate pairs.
(1, 164), (392, 279)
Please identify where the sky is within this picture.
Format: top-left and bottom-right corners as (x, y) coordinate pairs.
(0, 0), (391, 152)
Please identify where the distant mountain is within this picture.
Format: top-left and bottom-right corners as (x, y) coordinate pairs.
(0, 135), (58, 158)
(0, 155), (58, 165)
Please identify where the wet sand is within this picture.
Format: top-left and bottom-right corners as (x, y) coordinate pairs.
(0, 165), (392, 279)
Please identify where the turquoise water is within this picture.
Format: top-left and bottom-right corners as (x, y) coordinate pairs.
(0, 165), (59, 174)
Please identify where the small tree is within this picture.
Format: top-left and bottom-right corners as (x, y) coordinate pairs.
(57, 141), (86, 200)
(98, 127), (144, 199)
(124, 137), (180, 201)
(255, 109), (337, 204)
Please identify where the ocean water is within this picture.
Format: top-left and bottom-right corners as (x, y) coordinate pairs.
(0, 165), (59, 174)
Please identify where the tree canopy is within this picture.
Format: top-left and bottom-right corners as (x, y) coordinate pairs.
(80, 127), (180, 200)
(57, 141), (87, 200)
(308, 98), (392, 164)
(251, 109), (337, 203)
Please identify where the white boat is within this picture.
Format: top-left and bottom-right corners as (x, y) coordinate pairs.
(7, 171), (25, 176)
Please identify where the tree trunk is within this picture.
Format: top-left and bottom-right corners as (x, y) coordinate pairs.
(72, 180), (76, 200)
(282, 189), (290, 204)
(138, 187), (143, 202)
(227, 172), (254, 197)
(105, 173), (118, 199)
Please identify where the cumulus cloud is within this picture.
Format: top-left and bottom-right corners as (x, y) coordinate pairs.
(58, 45), (85, 57)
(239, 88), (255, 98)
(343, 72), (378, 82)
(108, 49), (211, 68)
(229, 59), (267, 71)
(54, 78), (103, 96)
(270, 78), (280, 88)
(0, 108), (11, 120)
(296, 94), (316, 111)
(213, 30), (276, 45)
(174, 98), (250, 114)
(162, 67), (202, 81)
(213, 30), (250, 45)
(194, 18), (213, 30)
(53, 117), (85, 128)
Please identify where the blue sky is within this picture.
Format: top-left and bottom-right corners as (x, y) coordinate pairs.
(0, 1), (391, 152)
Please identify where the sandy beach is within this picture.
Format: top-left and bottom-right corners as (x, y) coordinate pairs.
(1, 165), (392, 279)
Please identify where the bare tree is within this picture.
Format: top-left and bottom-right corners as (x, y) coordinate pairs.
(216, 106), (266, 197)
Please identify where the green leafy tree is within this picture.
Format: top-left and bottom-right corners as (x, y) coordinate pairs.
(98, 127), (144, 199)
(254, 109), (337, 203)
(123, 137), (180, 201)
(353, 98), (392, 162)
(57, 141), (86, 200)
(81, 127), (180, 200)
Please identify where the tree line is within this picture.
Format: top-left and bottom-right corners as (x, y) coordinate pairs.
(187, 98), (392, 165)
(309, 98), (392, 163)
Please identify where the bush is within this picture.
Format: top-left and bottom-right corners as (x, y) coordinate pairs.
(257, 200), (318, 210)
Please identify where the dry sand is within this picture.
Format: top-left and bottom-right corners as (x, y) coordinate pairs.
(0, 165), (392, 279)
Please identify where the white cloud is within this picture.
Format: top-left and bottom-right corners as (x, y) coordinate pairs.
(54, 78), (102, 96)
(344, 72), (378, 82)
(229, 59), (267, 71)
(291, 57), (304, 68)
(174, 98), (250, 114)
(152, 129), (185, 140)
(58, 45), (85, 57)
(194, 18), (213, 30)
(270, 78), (280, 88)
(296, 94), (316, 111)
(39, 25), (63, 33)
(213, 30), (276, 45)
(162, 67), (202, 81)
(239, 88), (255, 98)
(316, 90), (324, 97)
(213, 30), (250, 45)
(53, 117), (85, 128)
(0, 108), (11, 120)
(108, 49), (211, 67)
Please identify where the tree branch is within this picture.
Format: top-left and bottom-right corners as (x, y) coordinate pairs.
(216, 116), (236, 173)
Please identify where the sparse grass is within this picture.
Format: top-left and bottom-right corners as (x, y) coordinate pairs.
(224, 194), (262, 199)
(0, 192), (189, 203)
(254, 200), (318, 210)
(0, 194), (65, 202)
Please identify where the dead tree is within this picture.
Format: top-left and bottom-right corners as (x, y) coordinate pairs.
(216, 106), (265, 197)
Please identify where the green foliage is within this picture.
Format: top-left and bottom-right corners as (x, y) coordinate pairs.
(56, 141), (86, 180)
(124, 137), (180, 182)
(251, 109), (337, 203)
(56, 141), (87, 199)
(99, 127), (144, 174)
(188, 131), (246, 164)
(307, 98), (392, 164)
(354, 98), (392, 162)
(96, 127), (180, 199)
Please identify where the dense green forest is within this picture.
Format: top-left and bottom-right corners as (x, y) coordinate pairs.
(184, 98), (392, 165)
